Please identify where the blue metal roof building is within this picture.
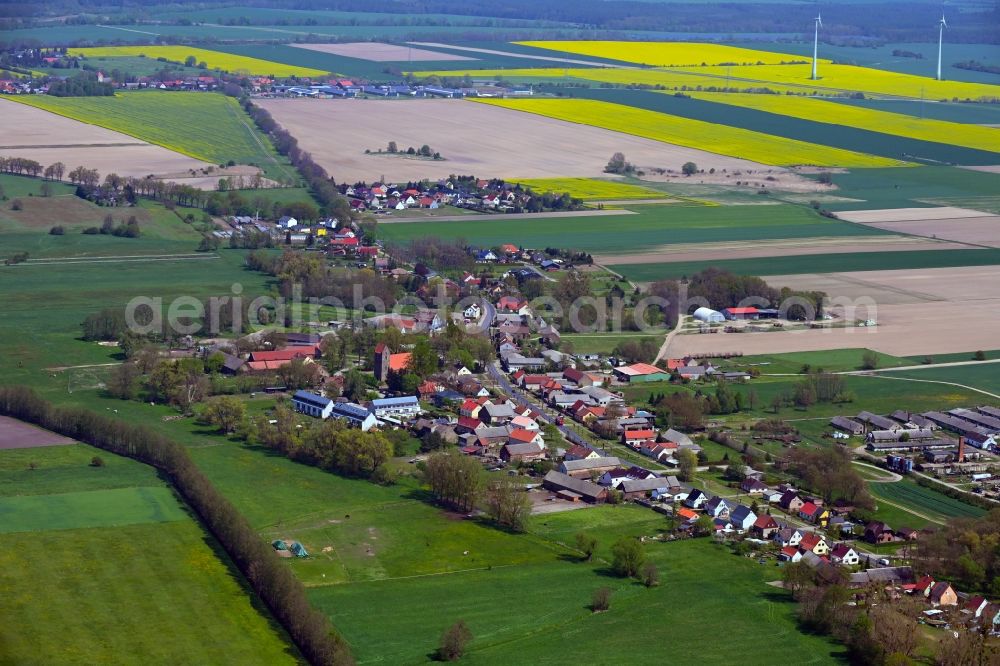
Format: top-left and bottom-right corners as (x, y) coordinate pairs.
(292, 390), (333, 419)
(331, 402), (378, 431)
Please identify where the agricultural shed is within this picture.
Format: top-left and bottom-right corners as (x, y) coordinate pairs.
(693, 307), (724, 323)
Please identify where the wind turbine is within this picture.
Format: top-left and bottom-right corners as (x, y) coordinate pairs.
(811, 13), (823, 80)
(936, 14), (948, 81)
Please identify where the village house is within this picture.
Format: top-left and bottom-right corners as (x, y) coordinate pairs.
(728, 505), (757, 532)
(752, 514), (780, 539)
(500, 440), (546, 463)
(930, 582), (958, 607)
(829, 543), (860, 566)
(797, 532), (829, 555)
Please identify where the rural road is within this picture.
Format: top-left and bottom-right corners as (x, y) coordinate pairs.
(852, 461), (902, 483)
(654, 315), (685, 363)
(407, 42), (640, 70)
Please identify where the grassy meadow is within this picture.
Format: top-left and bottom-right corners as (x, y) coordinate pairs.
(472, 98), (910, 167)
(0, 442), (297, 664)
(8, 92), (293, 177)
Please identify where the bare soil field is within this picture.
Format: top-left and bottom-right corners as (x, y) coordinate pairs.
(961, 165), (1000, 174)
(856, 216), (1000, 248)
(638, 169), (827, 193)
(292, 42), (475, 62)
(667, 265), (1000, 356)
(837, 207), (993, 223)
(592, 235), (964, 265)
(0, 99), (210, 179)
(0, 416), (75, 450)
(256, 98), (775, 182)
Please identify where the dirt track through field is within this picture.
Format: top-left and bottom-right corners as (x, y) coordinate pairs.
(0, 416), (75, 449)
(407, 42), (638, 68)
(256, 98), (770, 182)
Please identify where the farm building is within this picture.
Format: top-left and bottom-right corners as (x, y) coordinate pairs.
(559, 456), (621, 478)
(292, 391), (334, 419)
(542, 471), (609, 503)
(692, 307), (724, 323)
(830, 416), (864, 436)
(612, 363), (671, 383)
(865, 438), (955, 453)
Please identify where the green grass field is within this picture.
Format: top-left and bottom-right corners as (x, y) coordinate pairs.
(4, 92), (294, 179)
(0, 184), (206, 258)
(821, 166), (1000, 213)
(723, 349), (911, 374)
(880, 364), (1000, 397)
(380, 203), (885, 253)
(0, 520), (299, 664)
(0, 442), (297, 663)
(610, 248), (1000, 281)
(868, 478), (985, 526)
(0, 486), (187, 532)
(561, 333), (663, 356)
(310, 511), (841, 665)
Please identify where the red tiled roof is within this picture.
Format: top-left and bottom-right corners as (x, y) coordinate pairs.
(624, 429), (656, 440)
(388, 352), (412, 372)
(248, 346), (317, 362)
(753, 515), (777, 529)
(457, 416), (483, 430)
(508, 429), (537, 443)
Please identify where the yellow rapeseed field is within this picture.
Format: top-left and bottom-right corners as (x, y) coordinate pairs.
(689, 93), (1000, 154)
(472, 98), (911, 168)
(412, 66), (817, 94)
(68, 46), (327, 78)
(513, 178), (669, 201)
(515, 41), (822, 67)
(678, 63), (1000, 101)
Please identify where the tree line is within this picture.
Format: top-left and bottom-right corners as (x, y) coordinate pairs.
(0, 385), (354, 666)
(423, 451), (532, 531)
